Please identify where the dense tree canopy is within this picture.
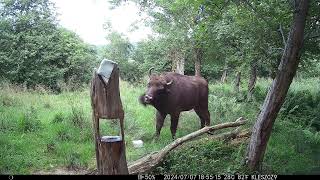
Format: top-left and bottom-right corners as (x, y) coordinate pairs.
(1, 0), (319, 85)
(108, 0), (320, 81)
(0, 0), (97, 90)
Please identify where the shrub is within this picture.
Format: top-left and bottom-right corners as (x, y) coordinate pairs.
(18, 107), (42, 133)
(52, 112), (65, 124)
(69, 106), (87, 129)
(66, 152), (82, 170)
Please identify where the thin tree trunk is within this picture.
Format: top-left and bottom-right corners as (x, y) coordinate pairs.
(176, 57), (185, 75)
(246, 0), (309, 171)
(171, 50), (177, 72)
(234, 71), (241, 93)
(176, 51), (185, 75)
(221, 67), (228, 83)
(247, 62), (257, 101)
(194, 47), (202, 76)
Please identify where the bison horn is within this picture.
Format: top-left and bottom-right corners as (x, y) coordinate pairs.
(148, 67), (155, 77)
(166, 80), (173, 86)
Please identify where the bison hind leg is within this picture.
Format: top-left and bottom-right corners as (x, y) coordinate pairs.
(194, 107), (210, 128)
(195, 108), (213, 135)
(170, 112), (180, 140)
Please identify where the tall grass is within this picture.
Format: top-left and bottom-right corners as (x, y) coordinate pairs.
(0, 78), (319, 174)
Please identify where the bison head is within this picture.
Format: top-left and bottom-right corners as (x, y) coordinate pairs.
(139, 68), (173, 106)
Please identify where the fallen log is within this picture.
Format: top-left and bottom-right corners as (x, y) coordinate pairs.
(128, 117), (246, 174)
(208, 127), (248, 141)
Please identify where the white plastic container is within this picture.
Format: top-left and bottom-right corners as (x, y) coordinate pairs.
(132, 140), (144, 148)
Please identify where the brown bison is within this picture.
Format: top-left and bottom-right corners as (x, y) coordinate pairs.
(139, 68), (210, 139)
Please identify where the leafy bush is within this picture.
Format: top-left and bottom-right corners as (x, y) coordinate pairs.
(119, 61), (145, 83)
(279, 81), (320, 130)
(0, 0), (97, 91)
(264, 121), (320, 174)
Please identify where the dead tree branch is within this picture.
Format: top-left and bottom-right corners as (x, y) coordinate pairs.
(128, 117), (246, 174)
(278, 24), (287, 47)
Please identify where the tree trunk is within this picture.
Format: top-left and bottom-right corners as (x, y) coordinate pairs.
(234, 71), (241, 93)
(221, 68), (228, 83)
(170, 49), (184, 75)
(194, 47), (202, 76)
(176, 57), (185, 75)
(247, 62), (257, 101)
(246, 0), (309, 171)
(171, 50), (177, 72)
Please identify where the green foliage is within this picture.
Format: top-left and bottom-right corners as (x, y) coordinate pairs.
(1, 78), (319, 174)
(154, 140), (243, 174)
(18, 106), (42, 133)
(279, 78), (320, 131)
(69, 105), (87, 129)
(52, 112), (65, 124)
(118, 60), (145, 83)
(108, 0), (320, 82)
(0, 0), (98, 90)
(264, 121), (320, 174)
(102, 31), (143, 82)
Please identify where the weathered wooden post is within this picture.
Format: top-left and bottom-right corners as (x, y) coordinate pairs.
(90, 59), (129, 175)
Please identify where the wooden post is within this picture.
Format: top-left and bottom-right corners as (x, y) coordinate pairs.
(99, 136), (129, 174)
(90, 59), (129, 175)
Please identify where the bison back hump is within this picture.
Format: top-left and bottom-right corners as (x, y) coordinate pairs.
(163, 73), (208, 111)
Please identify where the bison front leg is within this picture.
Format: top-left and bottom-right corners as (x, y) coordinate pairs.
(154, 111), (167, 140)
(170, 112), (180, 139)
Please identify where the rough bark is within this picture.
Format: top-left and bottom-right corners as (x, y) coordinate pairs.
(90, 65), (127, 174)
(246, 0), (309, 171)
(128, 117), (246, 174)
(176, 56), (185, 75)
(99, 136), (129, 175)
(170, 49), (185, 75)
(91, 68), (124, 119)
(208, 127), (251, 142)
(234, 71), (241, 93)
(221, 68), (228, 83)
(194, 47), (202, 77)
(170, 50), (177, 72)
(247, 62), (257, 101)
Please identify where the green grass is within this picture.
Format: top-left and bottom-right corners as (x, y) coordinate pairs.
(0, 78), (319, 174)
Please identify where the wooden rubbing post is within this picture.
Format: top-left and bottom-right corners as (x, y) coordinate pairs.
(90, 59), (129, 175)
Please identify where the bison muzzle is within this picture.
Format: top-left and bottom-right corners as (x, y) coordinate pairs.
(139, 68), (210, 139)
